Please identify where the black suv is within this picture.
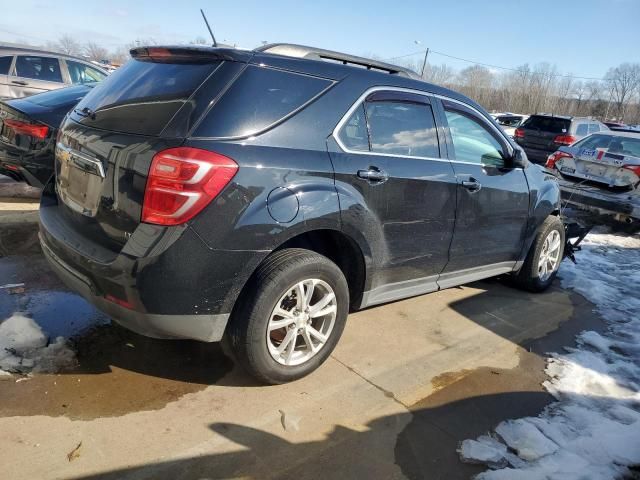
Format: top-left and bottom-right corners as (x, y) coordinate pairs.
(514, 114), (609, 164)
(39, 44), (564, 384)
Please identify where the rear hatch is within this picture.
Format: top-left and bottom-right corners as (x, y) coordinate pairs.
(52, 47), (239, 254)
(516, 115), (572, 152)
(557, 133), (640, 188)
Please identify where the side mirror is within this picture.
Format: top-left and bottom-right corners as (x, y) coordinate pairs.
(510, 148), (527, 168)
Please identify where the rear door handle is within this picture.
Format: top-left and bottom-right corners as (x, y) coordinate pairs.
(461, 179), (482, 192)
(11, 80), (28, 86)
(357, 168), (388, 183)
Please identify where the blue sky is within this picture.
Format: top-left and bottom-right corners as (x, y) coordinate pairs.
(0, 0), (638, 78)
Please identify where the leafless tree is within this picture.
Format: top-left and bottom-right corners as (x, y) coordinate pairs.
(83, 42), (108, 62)
(57, 35), (81, 56)
(605, 63), (640, 121)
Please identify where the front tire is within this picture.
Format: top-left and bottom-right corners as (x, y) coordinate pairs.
(228, 248), (349, 384)
(513, 216), (565, 292)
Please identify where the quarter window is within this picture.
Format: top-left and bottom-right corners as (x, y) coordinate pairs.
(66, 60), (107, 84)
(445, 109), (505, 167)
(0, 56), (12, 75)
(15, 56), (63, 83)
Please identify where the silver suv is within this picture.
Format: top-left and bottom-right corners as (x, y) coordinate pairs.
(0, 47), (108, 99)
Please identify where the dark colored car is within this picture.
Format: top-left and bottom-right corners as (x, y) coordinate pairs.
(0, 83), (96, 187)
(514, 114), (608, 164)
(39, 44), (564, 384)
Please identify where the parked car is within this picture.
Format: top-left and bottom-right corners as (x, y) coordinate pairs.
(40, 44), (565, 384)
(0, 83), (97, 187)
(0, 47), (107, 99)
(492, 113), (529, 137)
(514, 114), (609, 164)
(546, 130), (640, 231)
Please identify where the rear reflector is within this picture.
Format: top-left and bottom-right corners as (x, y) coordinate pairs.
(546, 151), (573, 169)
(554, 135), (576, 146)
(104, 294), (133, 310)
(142, 147), (238, 226)
(4, 119), (49, 139)
(514, 128), (525, 138)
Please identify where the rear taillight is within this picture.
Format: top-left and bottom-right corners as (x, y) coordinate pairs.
(514, 128), (525, 138)
(553, 135), (576, 146)
(142, 147), (238, 226)
(546, 151), (573, 169)
(3, 119), (49, 139)
(623, 165), (640, 177)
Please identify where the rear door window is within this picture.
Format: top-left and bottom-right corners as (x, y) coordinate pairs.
(338, 104), (369, 151)
(365, 100), (439, 158)
(72, 58), (221, 136)
(522, 115), (570, 134)
(588, 123), (601, 134)
(15, 56), (63, 83)
(66, 60), (107, 84)
(0, 56), (12, 75)
(193, 65), (332, 138)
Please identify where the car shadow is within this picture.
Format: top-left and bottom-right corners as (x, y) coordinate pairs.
(66, 388), (639, 480)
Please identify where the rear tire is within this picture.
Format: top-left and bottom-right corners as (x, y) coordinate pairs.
(228, 248), (349, 384)
(513, 216), (565, 292)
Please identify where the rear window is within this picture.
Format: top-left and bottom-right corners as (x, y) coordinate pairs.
(522, 115), (570, 134)
(193, 65), (332, 138)
(576, 134), (640, 157)
(0, 56), (12, 75)
(15, 56), (63, 83)
(25, 84), (92, 108)
(72, 59), (220, 136)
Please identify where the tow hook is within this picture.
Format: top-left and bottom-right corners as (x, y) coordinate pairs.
(563, 221), (592, 264)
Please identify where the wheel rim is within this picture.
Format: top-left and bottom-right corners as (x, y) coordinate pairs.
(538, 229), (562, 282)
(266, 279), (337, 366)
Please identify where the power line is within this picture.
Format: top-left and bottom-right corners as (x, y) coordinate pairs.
(385, 48), (605, 81)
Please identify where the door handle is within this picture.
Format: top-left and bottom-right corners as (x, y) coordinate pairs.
(357, 168), (388, 183)
(11, 80), (28, 86)
(461, 179), (482, 192)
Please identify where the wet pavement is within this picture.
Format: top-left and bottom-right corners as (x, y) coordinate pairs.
(0, 178), (608, 479)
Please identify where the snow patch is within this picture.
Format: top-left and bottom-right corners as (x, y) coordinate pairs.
(460, 231), (640, 479)
(0, 313), (76, 374)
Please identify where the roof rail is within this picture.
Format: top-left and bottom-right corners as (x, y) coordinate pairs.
(255, 43), (421, 79)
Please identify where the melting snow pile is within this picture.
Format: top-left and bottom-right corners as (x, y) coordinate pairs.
(0, 313), (76, 374)
(460, 231), (640, 479)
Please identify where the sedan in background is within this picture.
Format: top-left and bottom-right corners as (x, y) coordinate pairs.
(546, 130), (640, 231)
(0, 47), (108, 99)
(0, 83), (96, 187)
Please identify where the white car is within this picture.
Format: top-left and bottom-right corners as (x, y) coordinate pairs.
(492, 113), (529, 137)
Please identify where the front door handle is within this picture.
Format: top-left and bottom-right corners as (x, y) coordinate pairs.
(357, 168), (388, 183)
(461, 179), (482, 192)
(11, 80), (28, 86)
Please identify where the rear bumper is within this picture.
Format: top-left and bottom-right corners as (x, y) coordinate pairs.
(40, 233), (230, 341)
(559, 179), (640, 220)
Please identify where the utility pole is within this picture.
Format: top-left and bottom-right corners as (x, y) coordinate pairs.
(420, 48), (430, 79)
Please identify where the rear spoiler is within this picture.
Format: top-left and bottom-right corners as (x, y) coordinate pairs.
(130, 46), (251, 63)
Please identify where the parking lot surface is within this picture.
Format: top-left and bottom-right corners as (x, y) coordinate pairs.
(0, 178), (603, 480)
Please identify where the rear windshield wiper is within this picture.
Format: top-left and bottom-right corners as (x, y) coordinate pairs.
(74, 107), (96, 119)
